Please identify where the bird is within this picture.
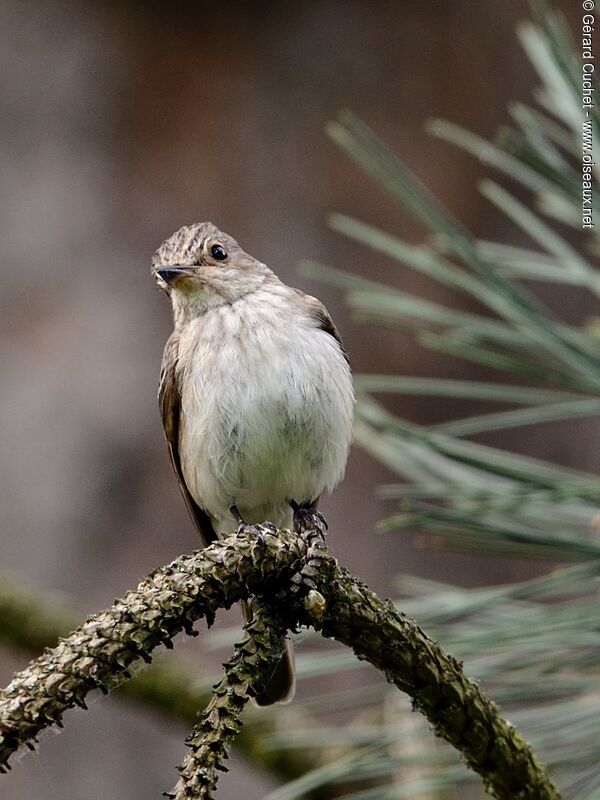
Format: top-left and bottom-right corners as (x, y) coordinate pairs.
(152, 222), (354, 705)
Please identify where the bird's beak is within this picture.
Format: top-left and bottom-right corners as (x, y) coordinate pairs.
(155, 266), (196, 287)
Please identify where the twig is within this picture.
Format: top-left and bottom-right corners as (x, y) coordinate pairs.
(0, 572), (320, 791)
(0, 524), (560, 800)
(312, 565), (560, 800)
(0, 525), (324, 768)
(166, 606), (288, 799)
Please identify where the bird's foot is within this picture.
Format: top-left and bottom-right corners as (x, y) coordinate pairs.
(230, 505), (269, 546)
(290, 501), (328, 535)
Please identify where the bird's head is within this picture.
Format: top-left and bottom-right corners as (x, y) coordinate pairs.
(151, 222), (273, 323)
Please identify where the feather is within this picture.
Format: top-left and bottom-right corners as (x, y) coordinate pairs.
(158, 331), (217, 545)
(294, 288), (350, 364)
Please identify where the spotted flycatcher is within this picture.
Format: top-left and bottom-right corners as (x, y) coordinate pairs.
(152, 222), (354, 704)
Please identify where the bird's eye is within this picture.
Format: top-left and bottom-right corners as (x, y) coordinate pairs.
(210, 244), (228, 261)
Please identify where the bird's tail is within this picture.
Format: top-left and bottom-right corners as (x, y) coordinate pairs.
(241, 599), (296, 706)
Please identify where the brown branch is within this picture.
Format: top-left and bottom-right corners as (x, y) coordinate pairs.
(0, 524), (560, 800)
(0, 572), (320, 791)
(166, 606), (288, 799)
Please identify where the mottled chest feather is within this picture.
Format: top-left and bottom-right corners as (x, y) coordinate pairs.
(173, 289), (354, 528)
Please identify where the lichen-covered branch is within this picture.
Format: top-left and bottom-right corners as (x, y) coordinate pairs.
(310, 567), (560, 800)
(166, 606), (288, 799)
(0, 525), (326, 769)
(0, 524), (560, 800)
(0, 573), (319, 790)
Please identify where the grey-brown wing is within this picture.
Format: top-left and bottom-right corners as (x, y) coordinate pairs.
(295, 289), (351, 513)
(295, 290), (350, 364)
(159, 332), (217, 545)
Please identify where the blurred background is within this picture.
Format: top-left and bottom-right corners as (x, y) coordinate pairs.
(0, 1), (586, 798)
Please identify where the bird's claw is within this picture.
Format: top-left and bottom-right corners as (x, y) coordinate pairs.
(292, 506), (328, 534)
(231, 507), (272, 546)
(236, 521), (263, 538)
(256, 530), (267, 548)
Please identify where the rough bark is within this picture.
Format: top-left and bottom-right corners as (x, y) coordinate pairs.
(166, 605), (288, 799)
(0, 524), (560, 800)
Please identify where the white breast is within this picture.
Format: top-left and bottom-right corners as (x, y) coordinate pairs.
(177, 288), (354, 533)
